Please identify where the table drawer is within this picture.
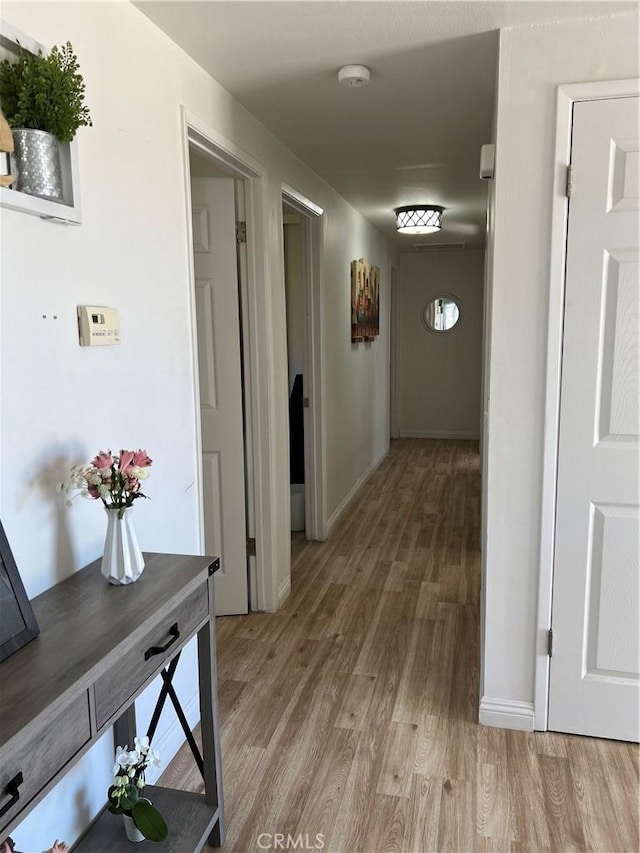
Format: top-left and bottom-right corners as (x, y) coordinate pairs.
(95, 583), (208, 730)
(0, 693), (91, 834)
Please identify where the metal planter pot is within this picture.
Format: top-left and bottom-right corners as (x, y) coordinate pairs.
(10, 128), (63, 201)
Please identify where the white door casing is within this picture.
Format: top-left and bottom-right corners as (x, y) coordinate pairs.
(548, 95), (639, 741)
(191, 176), (249, 615)
(235, 179), (259, 612)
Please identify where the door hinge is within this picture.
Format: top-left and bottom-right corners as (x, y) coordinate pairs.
(236, 221), (247, 243)
(247, 537), (256, 557)
(547, 628), (554, 657)
(566, 165), (573, 199)
(303, 397), (310, 408)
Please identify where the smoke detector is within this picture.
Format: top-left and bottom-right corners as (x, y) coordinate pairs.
(338, 65), (370, 88)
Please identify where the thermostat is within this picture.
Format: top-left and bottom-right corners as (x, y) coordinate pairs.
(77, 305), (120, 346)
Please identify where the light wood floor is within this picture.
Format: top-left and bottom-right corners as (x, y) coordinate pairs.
(161, 439), (639, 852)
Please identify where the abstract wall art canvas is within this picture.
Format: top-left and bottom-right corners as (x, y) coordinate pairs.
(351, 258), (380, 342)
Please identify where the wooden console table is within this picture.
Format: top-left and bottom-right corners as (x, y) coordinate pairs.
(0, 552), (224, 851)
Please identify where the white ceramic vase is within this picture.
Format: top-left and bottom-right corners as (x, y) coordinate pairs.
(101, 507), (145, 585)
(123, 814), (145, 843)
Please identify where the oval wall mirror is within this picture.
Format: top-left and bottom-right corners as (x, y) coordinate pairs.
(421, 294), (462, 333)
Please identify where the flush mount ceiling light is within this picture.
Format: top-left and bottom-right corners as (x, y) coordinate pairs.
(338, 65), (370, 87)
(395, 204), (444, 234)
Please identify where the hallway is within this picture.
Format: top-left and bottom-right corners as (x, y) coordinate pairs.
(161, 439), (639, 852)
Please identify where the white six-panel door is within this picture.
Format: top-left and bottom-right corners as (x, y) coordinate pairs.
(191, 176), (249, 615)
(549, 96), (639, 741)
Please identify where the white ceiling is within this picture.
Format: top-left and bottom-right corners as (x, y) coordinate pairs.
(136, 0), (637, 250)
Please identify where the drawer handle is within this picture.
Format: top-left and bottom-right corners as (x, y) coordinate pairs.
(0, 771), (23, 818)
(144, 622), (180, 661)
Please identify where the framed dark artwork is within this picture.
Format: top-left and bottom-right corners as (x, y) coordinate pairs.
(351, 258), (380, 342)
(0, 520), (39, 663)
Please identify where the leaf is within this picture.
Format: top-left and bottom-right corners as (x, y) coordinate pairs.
(131, 800), (168, 843)
(0, 40), (91, 141)
(119, 792), (135, 812)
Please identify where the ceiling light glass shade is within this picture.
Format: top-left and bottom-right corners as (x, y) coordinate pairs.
(395, 205), (444, 234)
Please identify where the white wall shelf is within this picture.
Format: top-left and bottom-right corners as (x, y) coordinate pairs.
(0, 22), (82, 224)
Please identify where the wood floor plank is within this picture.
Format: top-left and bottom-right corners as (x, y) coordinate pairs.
(477, 762), (515, 842)
(334, 673), (377, 732)
(477, 722), (508, 767)
(353, 587), (415, 678)
(392, 617), (435, 725)
(406, 773), (442, 853)
(292, 726), (359, 846)
(328, 724), (391, 852)
(534, 729), (570, 758)
(360, 793), (408, 853)
(446, 718), (478, 783)
(351, 589), (395, 678)
(326, 583), (384, 675)
(448, 603), (479, 723)
(220, 744), (270, 845)
(415, 580), (440, 621)
(224, 637), (324, 751)
(383, 559), (408, 593)
(230, 664), (348, 851)
(538, 753), (587, 852)
(158, 438), (638, 853)
(376, 721), (420, 798)
(475, 837), (518, 852)
(218, 678), (248, 720)
(414, 712), (448, 778)
(505, 730), (551, 850)
(304, 582), (347, 641)
(437, 778), (476, 853)
(423, 602), (458, 717)
(596, 736), (639, 851)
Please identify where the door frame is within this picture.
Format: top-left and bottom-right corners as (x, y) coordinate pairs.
(534, 78), (640, 730)
(280, 184), (327, 540)
(180, 106), (280, 611)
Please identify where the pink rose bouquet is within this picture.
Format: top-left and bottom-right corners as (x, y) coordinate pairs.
(58, 449), (152, 518)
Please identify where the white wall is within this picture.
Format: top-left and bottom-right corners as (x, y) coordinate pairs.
(0, 2), (395, 847)
(323, 215), (393, 524)
(482, 13), (640, 726)
(398, 250), (484, 438)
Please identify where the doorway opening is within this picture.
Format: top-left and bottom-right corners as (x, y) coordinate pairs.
(281, 185), (326, 542)
(282, 205), (306, 541)
(535, 80), (639, 740)
(182, 110), (282, 613)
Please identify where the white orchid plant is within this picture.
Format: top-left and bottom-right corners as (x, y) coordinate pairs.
(107, 736), (167, 842)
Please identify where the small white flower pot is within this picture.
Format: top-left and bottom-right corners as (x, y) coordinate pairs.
(123, 814), (145, 843)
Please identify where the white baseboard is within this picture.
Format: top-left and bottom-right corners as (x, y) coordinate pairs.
(327, 445), (389, 536)
(142, 691), (200, 784)
(479, 696), (535, 731)
(399, 429), (480, 440)
(278, 576), (291, 608)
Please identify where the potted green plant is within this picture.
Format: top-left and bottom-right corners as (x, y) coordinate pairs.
(108, 738), (168, 843)
(0, 41), (91, 201)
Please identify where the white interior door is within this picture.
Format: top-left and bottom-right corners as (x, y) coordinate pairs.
(191, 176), (248, 615)
(549, 95), (639, 741)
